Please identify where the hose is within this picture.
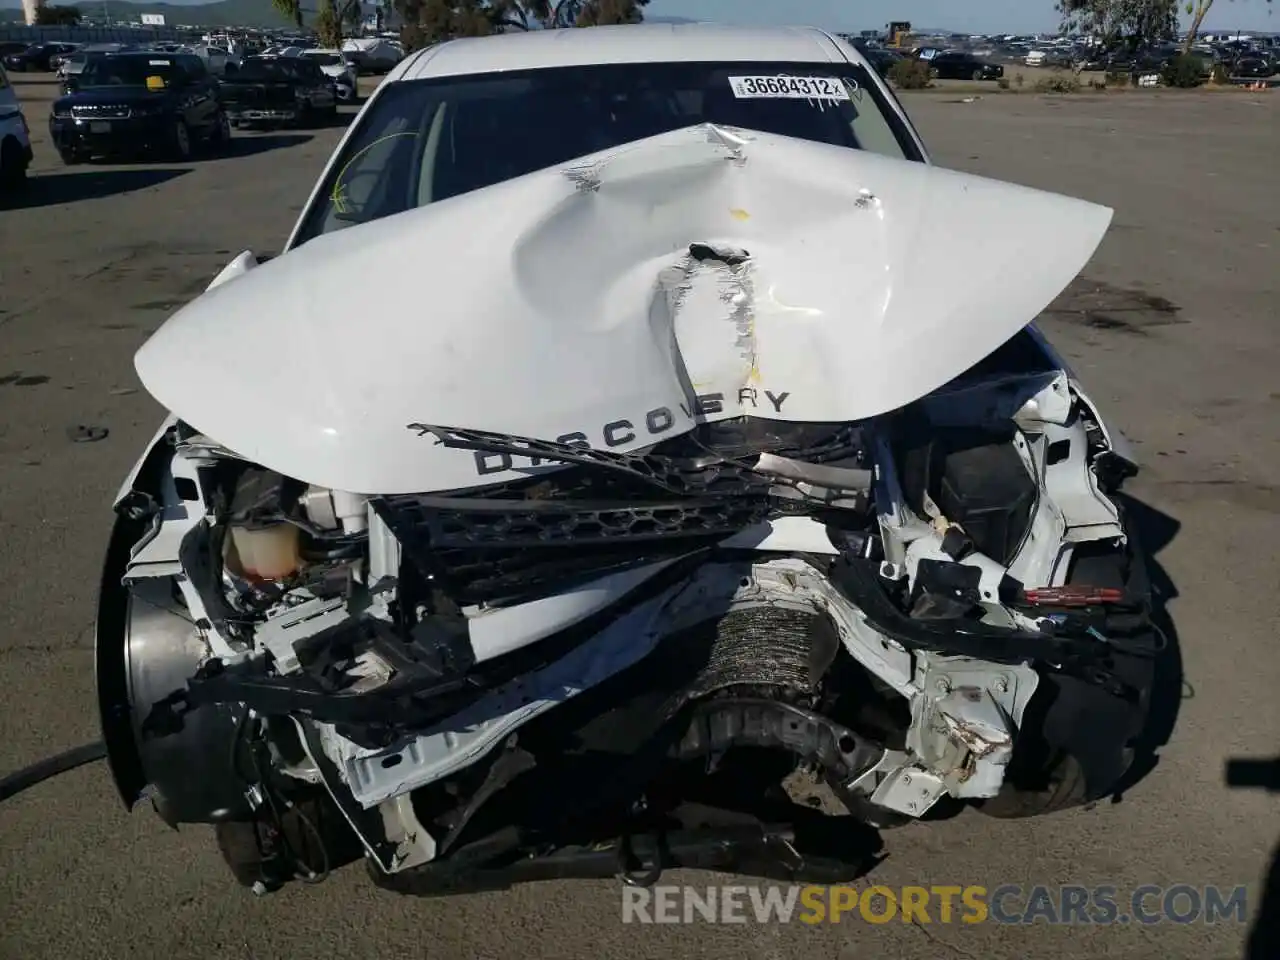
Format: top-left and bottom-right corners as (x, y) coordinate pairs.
(0, 741), (107, 803)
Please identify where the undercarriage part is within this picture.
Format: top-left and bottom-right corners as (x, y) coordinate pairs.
(215, 791), (365, 893)
(367, 816), (879, 898)
(673, 699), (881, 788)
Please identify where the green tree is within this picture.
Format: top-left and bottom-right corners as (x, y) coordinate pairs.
(34, 4), (82, 24)
(397, 0), (648, 49)
(314, 0), (362, 47)
(1056, 0), (1179, 54)
(1183, 0), (1273, 52)
(270, 0), (303, 30)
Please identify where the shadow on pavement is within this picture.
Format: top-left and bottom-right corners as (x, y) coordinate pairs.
(0, 167), (189, 210)
(1108, 495), (1186, 801)
(1225, 756), (1280, 958)
(223, 133), (313, 157)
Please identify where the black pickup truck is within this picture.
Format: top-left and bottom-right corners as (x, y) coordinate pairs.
(219, 56), (338, 128)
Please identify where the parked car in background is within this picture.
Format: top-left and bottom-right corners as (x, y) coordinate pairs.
(0, 61), (33, 189)
(3, 42), (80, 73)
(299, 48), (359, 101)
(928, 51), (1005, 81)
(1231, 55), (1276, 78)
(1026, 48), (1073, 69)
(189, 44), (241, 77)
(219, 55), (337, 128)
(48, 45), (83, 72)
(57, 44), (133, 85)
(1106, 45), (1176, 75)
(340, 37), (403, 74)
(50, 52), (229, 164)
(863, 48), (905, 78)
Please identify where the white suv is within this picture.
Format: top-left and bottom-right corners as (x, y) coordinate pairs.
(0, 62), (33, 189)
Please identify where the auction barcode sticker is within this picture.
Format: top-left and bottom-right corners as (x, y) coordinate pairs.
(728, 75), (853, 101)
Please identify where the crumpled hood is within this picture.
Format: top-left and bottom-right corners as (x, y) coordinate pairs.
(135, 123), (1112, 495)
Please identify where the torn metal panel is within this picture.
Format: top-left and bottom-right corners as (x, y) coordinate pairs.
(135, 123), (1113, 495)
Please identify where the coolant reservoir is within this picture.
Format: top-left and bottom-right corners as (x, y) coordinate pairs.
(226, 523), (302, 581)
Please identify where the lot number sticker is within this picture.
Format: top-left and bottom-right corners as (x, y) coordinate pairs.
(728, 75), (853, 101)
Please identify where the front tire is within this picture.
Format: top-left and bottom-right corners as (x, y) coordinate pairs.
(972, 69), (985, 82)
(978, 751), (1090, 819)
(209, 111), (231, 152)
(0, 137), (28, 188)
(169, 119), (193, 162)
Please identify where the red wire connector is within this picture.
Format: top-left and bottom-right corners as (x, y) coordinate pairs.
(1023, 586), (1125, 606)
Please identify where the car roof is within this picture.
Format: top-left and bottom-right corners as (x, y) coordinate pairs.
(103, 51), (182, 60)
(398, 23), (855, 81)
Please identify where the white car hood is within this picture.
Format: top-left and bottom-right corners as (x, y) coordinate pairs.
(135, 123), (1112, 495)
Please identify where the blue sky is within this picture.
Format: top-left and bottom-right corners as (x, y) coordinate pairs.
(647, 0), (1277, 34)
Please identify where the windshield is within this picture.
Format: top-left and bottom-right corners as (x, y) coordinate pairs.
(235, 58), (308, 80)
(80, 56), (182, 88)
(295, 60), (918, 246)
(304, 53), (343, 66)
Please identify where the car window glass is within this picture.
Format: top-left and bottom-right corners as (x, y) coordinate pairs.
(294, 60), (920, 246)
(82, 57), (181, 87)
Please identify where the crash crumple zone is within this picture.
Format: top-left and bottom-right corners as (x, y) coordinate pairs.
(90, 26), (1167, 904)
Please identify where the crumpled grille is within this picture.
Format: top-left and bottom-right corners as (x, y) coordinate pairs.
(71, 104), (131, 120)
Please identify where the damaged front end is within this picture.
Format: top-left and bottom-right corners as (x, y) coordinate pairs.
(97, 122), (1160, 896)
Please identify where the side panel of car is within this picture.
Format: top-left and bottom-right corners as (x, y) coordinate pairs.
(0, 62), (32, 187)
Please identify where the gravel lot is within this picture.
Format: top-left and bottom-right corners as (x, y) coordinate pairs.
(1, 76), (1277, 960)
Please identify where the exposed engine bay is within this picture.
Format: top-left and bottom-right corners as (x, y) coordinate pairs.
(98, 328), (1160, 895)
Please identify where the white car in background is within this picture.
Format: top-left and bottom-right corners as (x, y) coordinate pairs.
(0, 62), (32, 189)
(189, 44), (241, 77)
(340, 36), (404, 73)
(300, 48), (360, 101)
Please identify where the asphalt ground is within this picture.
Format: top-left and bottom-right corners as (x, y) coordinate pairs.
(1, 75), (1277, 960)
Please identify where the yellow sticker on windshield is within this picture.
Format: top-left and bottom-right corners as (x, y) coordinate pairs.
(145, 75), (166, 91)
